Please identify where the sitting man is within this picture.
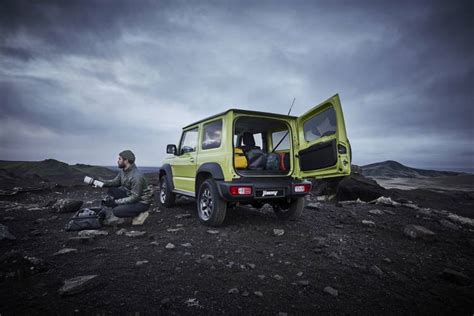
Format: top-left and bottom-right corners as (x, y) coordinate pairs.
(98, 150), (153, 225)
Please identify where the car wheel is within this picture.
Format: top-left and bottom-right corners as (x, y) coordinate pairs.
(197, 179), (227, 226)
(273, 197), (305, 220)
(158, 176), (176, 207)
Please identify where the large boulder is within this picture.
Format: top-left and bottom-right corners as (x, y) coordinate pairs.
(335, 173), (387, 202)
(52, 199), (83, 213)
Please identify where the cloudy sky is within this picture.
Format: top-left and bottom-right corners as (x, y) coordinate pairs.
(0, 0), (472, 169)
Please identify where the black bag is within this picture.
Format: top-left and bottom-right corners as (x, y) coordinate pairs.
(65, 208), (102, 231)
(266, 153), (280, 170)
(246, 149), (267, 170)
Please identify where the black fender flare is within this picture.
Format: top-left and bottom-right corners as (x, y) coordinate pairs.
(196, 163), (225, 180)
(158, 164), (174, 191)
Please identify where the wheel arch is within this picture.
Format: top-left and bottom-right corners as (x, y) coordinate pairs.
(195, 163), (224, 193)
(158, 164), (175, 191)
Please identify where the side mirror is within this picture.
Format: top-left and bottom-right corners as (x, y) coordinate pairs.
(166, 144), (177, 155)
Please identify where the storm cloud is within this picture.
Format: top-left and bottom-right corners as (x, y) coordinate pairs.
(0, 0), (472, 169)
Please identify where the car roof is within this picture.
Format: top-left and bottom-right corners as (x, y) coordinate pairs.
(182, 108), (297, 129)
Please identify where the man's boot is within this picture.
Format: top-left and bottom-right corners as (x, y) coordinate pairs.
(102, 207), (125, 226)
(132, 211), (150, 226)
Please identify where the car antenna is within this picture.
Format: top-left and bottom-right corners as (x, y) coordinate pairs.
(272, 97), (295, 153)
(287, 97), (296, 115)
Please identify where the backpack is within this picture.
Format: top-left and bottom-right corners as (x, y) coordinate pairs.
(65, 207), (102, 231)
(266, 153), (280, 170)
(246, 149), (267, 170)
(234, 148), (248, 169)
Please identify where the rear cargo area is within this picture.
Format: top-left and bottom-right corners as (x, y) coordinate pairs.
(233, 116), (292, 176)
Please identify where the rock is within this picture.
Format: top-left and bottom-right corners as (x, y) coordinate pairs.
(336, 174), (386, 202)
(176, 213), (191, 219)
(441, 268), (471, 285)
(201, 254), (214, 260)
(58, 275), (98, 296)
(254, 291), (263, 297)
(382, 209), (395, 215)
(165, 243), (175, 250)
(273, 229), (285, 236)
(241, 290), (249, 297)
(403, 225), (435, 240)
(323, 286), (338, 297)
(368, 209), (384, 215)
(116, 228), (127, 235)
(362, 220), (376, 227)
(181, 242), (192, 248)
(339, 198), (366, 206)
(206, 230), (219, 235)
(273, 274), (284, 280)
(371, 265), (384, 277)
(447, 214), (474, 227)
(53, 199), (83, 213)
(136, 260), (149, 266)
(0, 224), (16, 241)
(167, 228), (184, 233)
(370, 196), (400, 207)
(125, 231), (146, 238)
(228, 288), (239, 294)
(297, 272), (304, 277)
(383, 258), (392, 263)
(247, 263), (256, 269)
(3, 216), (15, 221)
(439, 219), (459, 230)
(257, 275), (265, 280)
(150, 241), (159, 246)
(53, 248), (78, 256)
(297, 280), (309, 286)
(160, 298), (171, 306)
(306, 202), (321, 210)
(78, 230), (108, 237)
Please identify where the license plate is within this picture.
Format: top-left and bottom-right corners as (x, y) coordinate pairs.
(262, 190), (279, 197)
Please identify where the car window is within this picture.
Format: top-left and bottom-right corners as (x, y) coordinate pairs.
(272, 130), (290, 151)
(202, 119), (222, 150)
(303, 106), (337, 142)
(253, 133), (263, 148)
(179, 128), (198, 155)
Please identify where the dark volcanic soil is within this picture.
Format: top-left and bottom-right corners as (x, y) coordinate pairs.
(0, 175), (473, 315)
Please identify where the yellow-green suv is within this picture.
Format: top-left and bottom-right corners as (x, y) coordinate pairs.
(158, 94), (351, 226)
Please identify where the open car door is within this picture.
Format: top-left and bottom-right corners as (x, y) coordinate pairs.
(296, 94), (351, 179)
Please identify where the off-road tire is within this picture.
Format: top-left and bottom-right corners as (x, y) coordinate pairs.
(158, 176), (176, 208)
(197, 179), (227, 226)
(273, 197), (305, 220)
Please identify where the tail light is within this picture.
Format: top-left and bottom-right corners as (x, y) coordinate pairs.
(293, 183), (311, 193)
(229, 186), (253, 196)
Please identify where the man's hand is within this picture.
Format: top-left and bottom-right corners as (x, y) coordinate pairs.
(102, 196), (117, 207)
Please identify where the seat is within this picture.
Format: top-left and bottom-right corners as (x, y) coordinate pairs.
(238, 132), (260, 152)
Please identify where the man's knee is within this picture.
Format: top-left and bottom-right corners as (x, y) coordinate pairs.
(112, 203), (149, 218)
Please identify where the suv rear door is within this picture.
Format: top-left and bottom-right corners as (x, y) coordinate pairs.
(295, 94), (351, 179)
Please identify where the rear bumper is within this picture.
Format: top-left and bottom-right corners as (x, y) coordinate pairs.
(216, 178), (311, 202)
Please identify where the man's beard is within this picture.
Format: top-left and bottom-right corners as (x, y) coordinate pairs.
(118, 162), (126, 169)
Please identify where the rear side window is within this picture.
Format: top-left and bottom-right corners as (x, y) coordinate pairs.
(202, 119), (222, 150)
(272, 130), (290, 151)
(303, 106), (337, 142)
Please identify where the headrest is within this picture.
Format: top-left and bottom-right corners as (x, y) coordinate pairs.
(242, 132), (255, 146)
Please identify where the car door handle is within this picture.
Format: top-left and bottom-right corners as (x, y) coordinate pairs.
(189, 158), (195, 162)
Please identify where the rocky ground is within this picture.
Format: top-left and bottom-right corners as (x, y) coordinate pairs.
(1, 175), (473, 315)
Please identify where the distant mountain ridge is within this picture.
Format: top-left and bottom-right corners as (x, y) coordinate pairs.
(0, 159), (116, 184)
(360, 160), (463, 178)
